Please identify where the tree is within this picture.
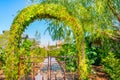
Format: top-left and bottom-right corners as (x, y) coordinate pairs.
(108, 0), (120, 22)
(45, 19), (74, 41)
(38, 0), (120, 79)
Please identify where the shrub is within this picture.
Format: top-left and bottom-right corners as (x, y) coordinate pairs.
(102, 52), (120, 80)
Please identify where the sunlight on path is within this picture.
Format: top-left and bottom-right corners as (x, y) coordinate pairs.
(35, 57), (64, 80)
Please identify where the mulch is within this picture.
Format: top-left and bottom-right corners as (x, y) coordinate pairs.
(89, 65), (110, 80)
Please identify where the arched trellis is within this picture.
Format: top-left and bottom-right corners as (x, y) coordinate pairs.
(6, 4), (87, 80)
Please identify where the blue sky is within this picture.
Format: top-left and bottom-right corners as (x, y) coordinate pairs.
(0, 0), (56, 46)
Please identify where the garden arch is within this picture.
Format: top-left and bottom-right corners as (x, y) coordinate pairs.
(7, 4), (87, 80)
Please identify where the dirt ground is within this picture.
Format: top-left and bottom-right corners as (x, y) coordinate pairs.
(0, 65), (110, 80)
(89, 65), (110, 80)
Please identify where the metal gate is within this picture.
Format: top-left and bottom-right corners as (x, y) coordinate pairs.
(18, 56), (78, 80)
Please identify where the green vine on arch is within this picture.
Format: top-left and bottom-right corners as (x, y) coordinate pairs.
(6, 4), (87, 80)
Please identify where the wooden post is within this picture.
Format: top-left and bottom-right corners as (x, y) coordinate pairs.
(18, 60), (20, 80)
(32, 63), (35, 80)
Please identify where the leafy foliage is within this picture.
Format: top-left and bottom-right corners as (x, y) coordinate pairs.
(102, 52), (120, 80)
(19, 39), (32, 78)
(3, 0), (120, 79)
(45, 19), (73, 41)
(7, 3), (86, 80)
(0, 31), (10, 49)
(0, 47), (5, 67)
(19, 39), (48, 79)
(86, 46), (99, 65)
(58, 42), (78, 72)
